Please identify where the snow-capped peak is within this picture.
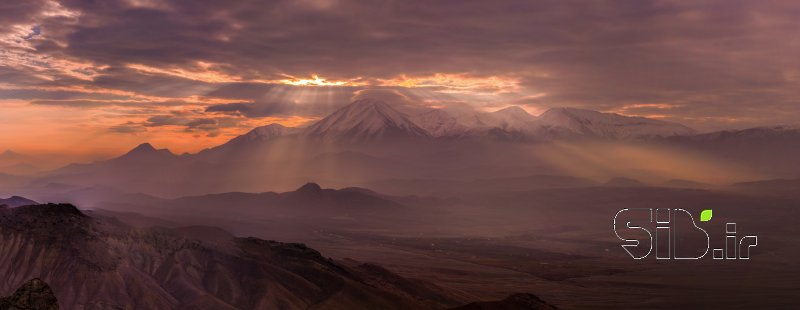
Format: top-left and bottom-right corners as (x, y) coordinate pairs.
(240, 123), (297, 141)
(493, 106), (532, 117)
(487, 106), (539, 132)
(304, 99), (430, 141)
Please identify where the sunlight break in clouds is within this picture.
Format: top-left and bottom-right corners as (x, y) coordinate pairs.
(2, 0), (800, 159)
(378, 74), (521, 95)
(278, 75), (367, 87)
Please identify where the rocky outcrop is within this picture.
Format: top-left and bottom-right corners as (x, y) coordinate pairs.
(0, 278), (59, 310)
(450, 293), (558, 310)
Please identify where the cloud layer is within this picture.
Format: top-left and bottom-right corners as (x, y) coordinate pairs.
(1, 0), (799, 154)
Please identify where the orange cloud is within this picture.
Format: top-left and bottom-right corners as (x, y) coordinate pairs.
(378, 73), (521, 94)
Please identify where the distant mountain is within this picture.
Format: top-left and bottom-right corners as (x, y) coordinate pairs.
(53, 142), (179, 176)
(192, 101), (699, 157)
(0, 195), (38, 208)
(218, 123), (300, 147)
(367, 175), (598, 196)
(657, 126), (800, 177)
(0, 150), (41, 176)
(1, 162), (41, 176)
(197, 123), (303, 160)
(0, 150), (26, 162)
(28, 185), (163, 209)
(0, 203), (465, 309)
(408, 105), (696, 141)
(304, 99), (430, 142)
(167, 182), (405, 219)
(36, 100), (800, 198)
(604, 177), (647, 187)
(664, 126), (800, 146)
(0, 172), (29, 189)
(406, 104), (694, 141)
(112, 142), (177, 163)
(538, 107), (695, 139)
(663, 179), (712, 189)
(730, 178), (800, 195)
(40, 143), (192, 197)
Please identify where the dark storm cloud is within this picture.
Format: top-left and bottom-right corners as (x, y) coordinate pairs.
(127, 113), (243, 138)
(4, 0), (800, 130)
(204, 83), (279, 100)
(206, 99), (346, 118)
(108, 122), (147, 134)
(0, 1), (49, 32)
(145, 115), (187, 127)
(90, 67), (217, 98)
(30, 99), (133, 107)
(0, 89), (128, 101)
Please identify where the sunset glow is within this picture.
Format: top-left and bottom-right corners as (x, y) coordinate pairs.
(1, 0), (799, 160)
(1, 3), (798, 308)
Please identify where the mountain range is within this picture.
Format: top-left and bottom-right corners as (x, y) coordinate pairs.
(209, 99), (696, 144)
(0, 150), (41, 176)
(5, 98), (800, 198)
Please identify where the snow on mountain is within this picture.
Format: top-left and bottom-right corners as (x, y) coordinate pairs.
(409, 105), (540, 138)
(197, 123), (302, 159)
(482, 106), (540, 133)
(537, 107), (695, 139)
(409, 109), (470, 137)
(304, 99), (430, 142)
(210, 101), (696, 147)
(231, 123), (300, 143)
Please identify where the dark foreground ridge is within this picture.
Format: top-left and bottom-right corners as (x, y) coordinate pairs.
(450, 293), (558, 310)
(0, 203), (557, 309)
(0, 278), (59, 310)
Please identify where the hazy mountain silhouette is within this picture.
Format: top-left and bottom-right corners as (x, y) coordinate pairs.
(0, 196), (37, 208)
(161, 182), (407, 221)
(0, 150), (26, 162)
(657, 126), (800, 177)
(538, 107), (695, 139)
(0, 150), (41, 176)
(603, 177), (647, 187)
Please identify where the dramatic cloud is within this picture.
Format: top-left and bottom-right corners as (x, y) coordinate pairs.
(1, 0), (799, 155)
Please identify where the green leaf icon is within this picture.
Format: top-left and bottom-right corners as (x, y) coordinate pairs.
(700, 209), (713, 222)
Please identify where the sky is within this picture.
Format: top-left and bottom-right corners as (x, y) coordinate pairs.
(1, 0), (799, 157)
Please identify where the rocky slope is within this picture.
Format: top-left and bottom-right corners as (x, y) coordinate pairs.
(0, 203), (466, 309)
(449, 293), (558, 310)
